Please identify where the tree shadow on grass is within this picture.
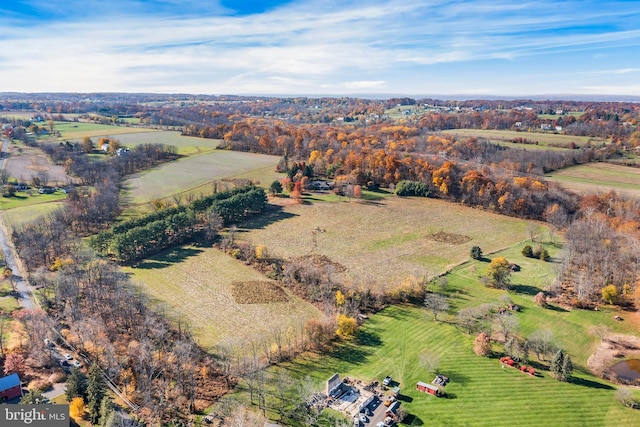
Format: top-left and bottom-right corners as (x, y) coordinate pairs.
(568, 376), (614, 390)
(134, 246), (204, 269)
(546, 304), (568, 313)
(330, 343), (370, 365)
(397, 394), (413, 403)
(356, 330), (382, 347)
(444, 370), (470, 386)
(402, 414), (424, 425)
(238, 205), (298, 230)
(509, 284), (541, 296)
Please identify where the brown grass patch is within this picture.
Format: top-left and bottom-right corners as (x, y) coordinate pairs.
(426, 231), (472, 245)
(293, 254), (347, 272)
(231, 280), (289, 304)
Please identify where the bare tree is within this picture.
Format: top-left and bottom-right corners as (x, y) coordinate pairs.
(424, 292), (449, 321)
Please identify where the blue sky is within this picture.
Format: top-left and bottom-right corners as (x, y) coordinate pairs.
(1, 0), (640, 97)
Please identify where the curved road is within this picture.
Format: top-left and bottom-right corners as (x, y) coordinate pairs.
(0, 136), (35, 309)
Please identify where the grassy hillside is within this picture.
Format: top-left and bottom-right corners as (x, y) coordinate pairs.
(122, 149), (280, 210)
(122, 245), (321, 351)
(238, 196), (538, 292)
(545, 162), (640, 199)
(442, 128), (605, 149)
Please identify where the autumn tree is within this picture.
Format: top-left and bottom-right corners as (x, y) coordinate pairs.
(70, 396), (86, 421)
(3, 353), (26, 377)
(533, 292), (548, 307)
(336, 314), (357, 339)
(474, 332), (492, 356)
(602, 285), (619, 305)
(81, 136), (94, 153)
(486, 257), (512, 289)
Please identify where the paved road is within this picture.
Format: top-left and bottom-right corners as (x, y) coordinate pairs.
(0, 136), (36, 309)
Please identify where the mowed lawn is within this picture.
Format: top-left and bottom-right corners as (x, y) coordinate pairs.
(238, 197), (534, 292)
(442, 128), (604, 149)
(278, 304), (640, 427)
(122, 245), (321, 350)
(122, 149), (280, 207)
(546, 162), (640, 199)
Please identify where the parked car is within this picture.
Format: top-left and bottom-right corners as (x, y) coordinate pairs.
(72, 360), (83, 368)
(359, 413), (368, 423)
(64, 353), (73, 360)
(382, 376), (392, 386)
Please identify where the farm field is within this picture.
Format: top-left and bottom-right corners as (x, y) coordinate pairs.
(545, 162), (640, 199)
(122, 245), (321, 350)
(442, 128), (605, 149)
(4, 141), (73, 186)
(102, 131), (218, 156)
(236, 243), (640, 425)
(238, 196), (535, 292)
(1, 203), (64, 231)
(122, 149), (280, 209)
(52, 121), (153, 140)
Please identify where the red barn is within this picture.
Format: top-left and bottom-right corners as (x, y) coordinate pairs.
(416, 381), (440, 396)
(0, 373), (22, 401)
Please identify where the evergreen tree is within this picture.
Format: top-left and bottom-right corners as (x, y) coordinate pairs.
(562, 354), (573, 381)
(99, 397), (114, 427)
(550, 349), (567, 381)
(66, 367), (87, 402)
(87, 365), (106, 424)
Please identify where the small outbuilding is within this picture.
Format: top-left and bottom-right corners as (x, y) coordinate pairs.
(416, 381), (440, 396)
(0, 373), (23, 401)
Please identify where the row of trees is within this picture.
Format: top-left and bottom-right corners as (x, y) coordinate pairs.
(90, 186), (267, 263)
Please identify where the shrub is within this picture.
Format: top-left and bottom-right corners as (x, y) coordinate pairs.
(470, 246), (483, 260)
(396, 180), (430, 197)
(533, 292), (548, 307)
(539, 248), (550, 261)
(522, 245), (533, 258)
(28, 379), (52, 392)
(473, 332), (492, 356)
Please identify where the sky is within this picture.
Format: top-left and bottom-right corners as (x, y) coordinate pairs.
(1, 0), (640, 98)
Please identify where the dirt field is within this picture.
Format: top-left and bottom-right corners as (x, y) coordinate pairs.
(4, 142), (73, 185)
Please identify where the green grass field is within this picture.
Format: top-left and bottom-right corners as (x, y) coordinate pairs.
(52, 121), (154, 140)
(238, 196), (537, 292)
(122, 245), (321, 351)
(442, 128), (605, 149)
(99, 131), (219, 156)
(1, 203), (64, 232)
(122, 149), (280, 209)
(270, 304), (640, 426)
(0, 192), (66, 211)
(545, 162), (640, 199)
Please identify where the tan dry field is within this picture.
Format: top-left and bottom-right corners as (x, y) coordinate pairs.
(545, 162), (640, 199)
(123, 246), (321, 350)
(4, 142), (73, 185)
(239, 196), (534, 292)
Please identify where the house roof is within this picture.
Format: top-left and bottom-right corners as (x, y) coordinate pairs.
(0, 373), (21, 391)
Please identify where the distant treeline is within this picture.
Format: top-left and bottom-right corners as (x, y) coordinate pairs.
(90, 185), (267, 263)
